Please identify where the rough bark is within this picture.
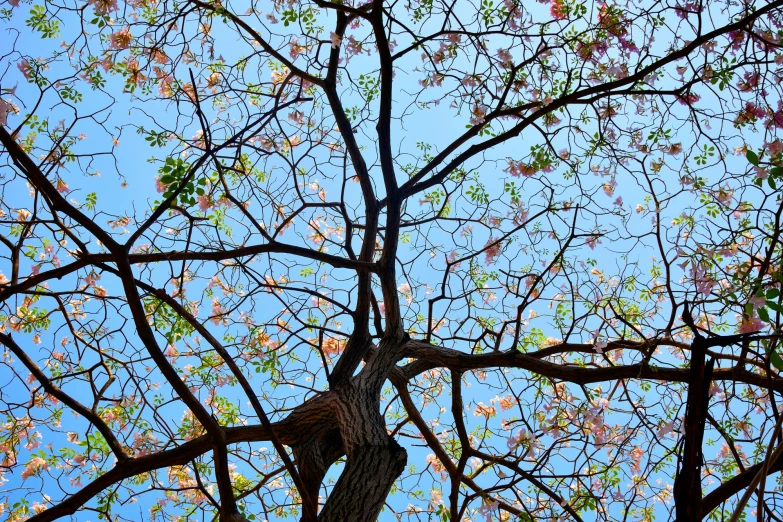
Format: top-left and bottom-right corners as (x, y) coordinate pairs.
(312, 334), (408, 521)
(317, 440), (407, 522)
(674, 332), (715, 521)
(293, 430), (344, 522)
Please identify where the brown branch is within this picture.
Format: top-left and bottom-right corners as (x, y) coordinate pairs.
(0, 126), (118, 249)
(401, 341), (783, 392)
(673, 336), (714, 521)
(0, 258), (92, 302)
(390, 372), (525, 520)
(78, 244), (377, 272)
(0, 332), (130, 462)
(185, 0), (325, 87)
(397, 0), (783, 199)
(702, 440), (783, 517)
(148, 287), (318, 520)
(26, 392), (336, 522)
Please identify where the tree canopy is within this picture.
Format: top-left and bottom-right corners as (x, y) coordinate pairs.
(2, 0), (783, 520)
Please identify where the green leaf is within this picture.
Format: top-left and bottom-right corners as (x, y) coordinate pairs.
(746, 149), (759, 166)
(758, 307), (770, 323)
(771, 351), (783, 372)
(767, 301), (783, 314)
(767, 288), (780, 300)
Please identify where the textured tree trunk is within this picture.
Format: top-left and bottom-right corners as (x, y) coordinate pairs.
(317, 441), (407, 522)
(674, 335), (714, 521)
(294, 430), (344, 522)
(314, 341), (408, 522)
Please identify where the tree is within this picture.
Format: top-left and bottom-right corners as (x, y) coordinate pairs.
(2, 0), (783, 520)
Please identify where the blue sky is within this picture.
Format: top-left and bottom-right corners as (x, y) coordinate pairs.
(1, 0), (781, 520)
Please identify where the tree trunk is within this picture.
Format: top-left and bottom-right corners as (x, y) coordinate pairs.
(674, 335), (714, 521)
(294, 430), (344, 522)
(317, 441), (407, 522)
(315, 360), (408, 521)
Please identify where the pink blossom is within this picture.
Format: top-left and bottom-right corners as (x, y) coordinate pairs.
(691, 263), (715, 296)
(473, 402), (497, 419)
(497, 395), (517, 410)
(674, 0), (704, 18)
(483, 237), (501, 265)
(505, 159), (537, 178)
(345, 36), (369, 60)
(737, 71), (759, 92)
(470, 104), (488, 125)
(506, 428), (535, 449)
(322, 337), (344, 356)
(197, 194), (211, 211)
(289, 38), (304, 60)
(677, 92), (700, 106)
(426, 455), (447, 480)
(768, 106), (783, 129)
(714, 186), (734, 206)
(630, 447), (644, 475)
(329, 32), (342, 49)
(154, 176), (168, 193)
(657, 421), (675, 437)
(0, 98), (16, 125)
(496, 48), (512, 65)
(462, 75), (478, 87)
(182, 83), (197, 103)
(766, 139), (783, 157)
(21, 457), (49, 480)
(99, 56), (114, 72)
(108, 27), (132, 50)
(210, 298), (228, 325)
(585, 236), (601, 250)
(550, 0), (567, 19)
(132, 431), (160, 457)
(149, 49), (168, 64)
(157, 74), (173, 97)
(87, 0), (119, 14)
(477, 500), (499, 521)
(749, 295), (766, 310)
(738, 315), (764, 334)
(17, 59), (32, 80)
